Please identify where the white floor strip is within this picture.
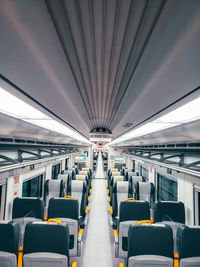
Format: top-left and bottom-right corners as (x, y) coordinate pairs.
(80, 153), (113, 267)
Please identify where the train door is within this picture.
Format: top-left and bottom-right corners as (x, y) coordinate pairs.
(0, 181), (6, 220)
(194, 185), (200, 225)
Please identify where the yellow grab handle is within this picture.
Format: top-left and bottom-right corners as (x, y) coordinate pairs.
(18, 246), (23, 267)
(137, 220), (152, 226)
(64, 195), (74, 199)
(77, 178), (85, 181)
(44, 215), (48, 221)
(113, 229), (119, 237)
(48, 218), (62, 225)
(110, 206), (113, 215)
(115, 178), (123, 182)
(71, 262), (77, 267)
(125, 197), (135, 202)
(85, 206), (88, 214)
(78, 229), (83, 236)
(119, 263), (124, 267)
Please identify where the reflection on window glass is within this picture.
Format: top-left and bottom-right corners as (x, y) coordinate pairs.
(141, 167), (149, 181)
(157, 173), (177, 201)
(52, 164), (61, 179)
(22, 175), (43, 197)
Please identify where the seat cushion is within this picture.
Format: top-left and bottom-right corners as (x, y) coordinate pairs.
(128, 255), (173, 267)
(0, 251), (17, 267)
(180, 257), (200, 267)
(23, 252), (68, 267)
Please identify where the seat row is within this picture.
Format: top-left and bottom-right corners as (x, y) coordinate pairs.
(118, 223), (200, 267)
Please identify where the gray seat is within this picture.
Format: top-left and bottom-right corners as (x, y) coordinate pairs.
(23, 222), (70, 267)
(0, 221), (20, 267)
(116, 200), (150, 258)
(129, 176), (143, 197)
(44, 179), (65, 206)
(57, 174), (70, 194)
(135, 182), (155, 206)
(177, 225), (200, 267)
(128, 224), (174, 267)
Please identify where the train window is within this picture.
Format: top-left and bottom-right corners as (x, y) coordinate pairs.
(22, 174), (43, 197)
(141, 166), (149, 181)
(0, 183), (6, 220)
(52, 163), (61, 179)
(194, 187), (200, 225)
(0, 186), (2, 217)
(157, 173), (177, 201)
(132, 160), (135, 172)
(65, 158), (68, 170)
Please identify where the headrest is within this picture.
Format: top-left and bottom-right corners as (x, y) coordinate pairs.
(115, 181), (128, 193)
(57, 174), (69, 182)
(0, 221), (20, 255)
(177, 225), (200, 259)
(128, 225), (173, 258)
(154, 201), (185, 223)
(119, 201), (150, 222)
(48, 198), (79, 221)
(48, 180), (62, 192)
(71, 180), (85, 193)
(12, 197), (44, 219)
(128, 172), (138, 178)
(24, 222), (69, 257)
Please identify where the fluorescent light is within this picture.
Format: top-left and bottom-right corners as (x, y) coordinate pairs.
(109, 95), (200, 145)
(0, 87), (92, 144)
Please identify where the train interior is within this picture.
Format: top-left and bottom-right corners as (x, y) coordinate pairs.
(0, 0), (200, 267)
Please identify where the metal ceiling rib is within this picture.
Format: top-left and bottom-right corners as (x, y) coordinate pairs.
(45, 0), (166, 130)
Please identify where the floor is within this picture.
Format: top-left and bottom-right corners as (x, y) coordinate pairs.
(76, 153), (122, 267)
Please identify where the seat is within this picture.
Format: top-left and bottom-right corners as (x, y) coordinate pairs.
(125, 171), (138, 181)
(44, 179), (65, 206)
(154, 201), (185, 224)
(68, 179), (87, 228)
(177, 225), (200, 267)
(116, 200), (150, 258)
(128, 224), (174, 267)
(0, 221), (20, 267)
(112, 181), (130, 229)
(23, 222), (70, 267)
(48, 198), (80, 256)
(57, 174), (70, 194)
(62, 169), (75, 179)
(128, 176), (143, 197)
(135, 182), (155, 206)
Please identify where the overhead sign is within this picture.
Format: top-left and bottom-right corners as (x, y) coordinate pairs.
(75, 155), (86, 162)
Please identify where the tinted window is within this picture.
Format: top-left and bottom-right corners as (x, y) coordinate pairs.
(22, 175), (43, 197)
(52, 163), (61, 179)
(157, 173), (177, 201)
(141, 167), (149, 181)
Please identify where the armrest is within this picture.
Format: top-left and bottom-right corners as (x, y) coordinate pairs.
(78, 228), (83, 242)
(71, 262), (77, 267)
(119, 263), (124, 267)
(113, 229), (119, 244)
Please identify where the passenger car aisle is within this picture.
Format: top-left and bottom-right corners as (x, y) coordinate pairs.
(78, 153), (113, 267)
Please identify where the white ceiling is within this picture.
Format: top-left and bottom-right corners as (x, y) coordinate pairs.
(0, 0), (200, 144)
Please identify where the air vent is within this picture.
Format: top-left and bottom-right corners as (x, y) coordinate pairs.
(123, 123), (133, 128)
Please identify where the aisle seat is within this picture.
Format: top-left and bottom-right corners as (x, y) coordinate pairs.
(135, 182), (155, 205)
(62, 169), (75, 179)
(68, 180), (87, 228)
(23, 222), (73, 267)
(128, 176), (143, 197)
(125, 171), (138, 181)
(58, 174), (70, 194)
(0, 221), (20, 267)
(44, 179), (65, 206)
(177, 225), (200, 266)
(116, 200), (150, 258)
(48, 198), (80, 257)
(127, 224), (174, 267)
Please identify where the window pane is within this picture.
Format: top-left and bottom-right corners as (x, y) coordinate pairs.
(22, 181), (30, 197)
(157, 173), (177, 201)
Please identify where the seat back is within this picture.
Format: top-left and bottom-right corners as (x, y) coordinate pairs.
(112, 181), (129, 217)
(68, 180), (87, 217)
(48, 198), (79, 221)
(178, 225), (200, 260)
(0, 222), (20, 267)
(128, 225), (174, 259)
(12, 197), (44, 220)
(23, 222), (69, 265)
(126, 171), (138, 181)
(63, 169), (75, 179)
(44, 180), (65, 205)
(129, 176), (143, 195)
(135, 182), (155, 204)
(154, 201), (185, 223)
(57, 174), (70, 194)
(119, 200), (150, 223)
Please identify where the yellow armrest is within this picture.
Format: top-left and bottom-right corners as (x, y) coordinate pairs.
(110, 206), (113, 215)
(113, 230), (118, 237)
(88, 196), (90, 202)
(85, 206), (88, 214)
(119, 263), (124, 267)
(78, 228), (83, 236)
(18, 246), (23, 267)
(108, 196), (111, 202)
(71, 261), (77, 267)
(107, 189), (110, 194)
(174, 252), (179, 267)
